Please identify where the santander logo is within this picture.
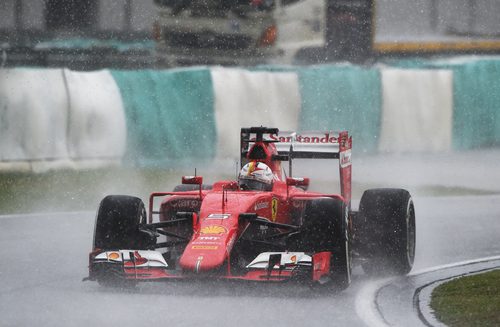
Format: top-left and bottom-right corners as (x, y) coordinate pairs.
(269, 133), (339, 144)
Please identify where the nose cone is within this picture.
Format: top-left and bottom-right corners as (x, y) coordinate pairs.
(179, 228), (236, 273)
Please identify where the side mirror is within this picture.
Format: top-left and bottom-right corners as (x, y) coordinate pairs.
(223, 181), (239, 190)
(286, 177), (309, 189)
(182, 176), (203, 185)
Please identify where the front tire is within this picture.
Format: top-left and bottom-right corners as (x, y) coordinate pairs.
(299, 198), (351, 290)
(94, 195), (154, 250)
(93, 195), (156, 287)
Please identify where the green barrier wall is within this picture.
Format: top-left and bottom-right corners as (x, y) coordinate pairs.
(446, 60), (500, 149)
(109, 59), (500, 168)
(111, 69), (216, 167)
(297, 65), (382, 153)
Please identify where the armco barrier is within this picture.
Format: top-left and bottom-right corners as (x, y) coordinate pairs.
(64, 69), (126, 160)
(0, 69), (69, 162)
(379, 68), (453, 152)
(0, 68), (126, 172)
(297, 65), (381, 153)
(110, 68), (215, 167)
(3, 58), (500, 172)
(383, 57), (500, 150)
(211, 68), (301, 159)
(447, 59), (500, 150)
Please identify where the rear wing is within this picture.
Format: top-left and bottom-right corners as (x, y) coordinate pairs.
(240, 127), (352, 206)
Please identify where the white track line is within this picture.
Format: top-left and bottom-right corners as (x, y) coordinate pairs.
(409, 255), (500, 276)
(355, 277), (394, 327)
(355, 255), (500, 327)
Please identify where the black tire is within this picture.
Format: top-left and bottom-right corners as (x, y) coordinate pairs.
(358, 189), (416, 276)
(93, 195), (157, 287)
(300, 198), (351, 290)
(172, 184), (212, 192)
(93, 195), (154, 251)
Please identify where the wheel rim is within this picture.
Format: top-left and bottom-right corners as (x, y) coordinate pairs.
(345, 239), (352, 284)
(406, 200), (416, 265)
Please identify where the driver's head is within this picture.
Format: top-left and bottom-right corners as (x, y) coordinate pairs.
(239, 161), (274, 191)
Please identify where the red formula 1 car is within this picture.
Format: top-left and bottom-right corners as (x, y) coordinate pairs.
(86, 127), (416, 290)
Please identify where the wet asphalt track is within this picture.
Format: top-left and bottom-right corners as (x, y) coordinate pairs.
(1, 195), (499, 327)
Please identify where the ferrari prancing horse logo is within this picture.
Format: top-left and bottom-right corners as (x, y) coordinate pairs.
(271, 198), (278, 221)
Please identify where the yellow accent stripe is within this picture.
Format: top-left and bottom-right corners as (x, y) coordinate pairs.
(248, 161), (255, 175)
(374, 40), (500, 53)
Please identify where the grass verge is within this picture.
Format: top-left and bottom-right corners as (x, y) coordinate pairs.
(430, 269), (500, 327)
(0, 168), (199, 214)
(0, 168), (498, 214)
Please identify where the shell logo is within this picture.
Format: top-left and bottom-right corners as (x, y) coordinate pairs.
(290, 255), (297, 263)
(200, 225), (227, 235)
(107, 252), (120, 260)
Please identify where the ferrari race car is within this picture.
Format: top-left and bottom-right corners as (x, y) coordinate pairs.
(86, 127), (416, 290)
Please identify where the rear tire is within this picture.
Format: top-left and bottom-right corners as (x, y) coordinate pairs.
(357, 189), (416, 276)
(300, 198), (351, 290)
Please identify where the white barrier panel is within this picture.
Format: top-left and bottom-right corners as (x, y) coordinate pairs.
(0, 68), (69, 162)
(64, 69), (126, 161)
(211, 68), (301, 159)
(379, 69), (453, 152)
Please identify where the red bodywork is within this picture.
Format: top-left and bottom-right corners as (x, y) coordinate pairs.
(90, 127), (353, 283)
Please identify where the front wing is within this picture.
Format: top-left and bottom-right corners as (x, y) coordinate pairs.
(88, 250), (332, 283)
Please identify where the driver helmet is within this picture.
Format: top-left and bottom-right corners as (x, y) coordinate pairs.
(239, 161), (275, 191)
